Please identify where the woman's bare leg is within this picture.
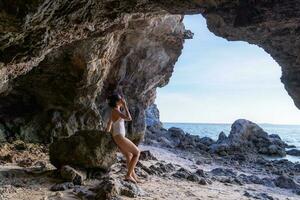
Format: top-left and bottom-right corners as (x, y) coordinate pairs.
(113, 135), (140, 182)
(120, 148), (142, 182)
(118, 147), (141, 182)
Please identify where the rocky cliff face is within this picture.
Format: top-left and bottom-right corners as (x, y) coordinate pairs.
(1, 0), (300, 143)
(0, 1), (186, 143)
(145, 104), (162, 128)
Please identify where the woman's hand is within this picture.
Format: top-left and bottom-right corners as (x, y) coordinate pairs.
(120, 97), (127, 106)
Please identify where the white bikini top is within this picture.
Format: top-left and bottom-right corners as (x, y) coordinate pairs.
(112, 117), (126, 135)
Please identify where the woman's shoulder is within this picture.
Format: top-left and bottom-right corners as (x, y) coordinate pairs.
(111, 108), (121, 117)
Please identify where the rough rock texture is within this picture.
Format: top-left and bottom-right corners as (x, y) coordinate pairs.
(210, 119), (287, 156)
(49, 130), (117, 170)
(0, 1), (186, 143)
(60, 165), (87, 185)
(95, 176), (145, 199)
(1, 1), (300, 143)
(286, 149), (300, 156)
(145, 103), (162, 128)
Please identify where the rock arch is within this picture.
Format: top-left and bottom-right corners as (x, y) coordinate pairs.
(0, 0), (299, 143)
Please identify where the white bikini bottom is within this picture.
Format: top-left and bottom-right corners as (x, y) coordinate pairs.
(112, 131), (125, 137)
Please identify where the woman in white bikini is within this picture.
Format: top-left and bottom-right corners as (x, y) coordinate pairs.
(105, 92), (141, 183)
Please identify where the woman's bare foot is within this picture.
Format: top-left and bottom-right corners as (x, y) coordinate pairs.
(132, 172), (143, 183)
(125, 175), (137, 184)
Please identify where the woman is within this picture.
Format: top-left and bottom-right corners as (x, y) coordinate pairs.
(105, 93), (141, 183)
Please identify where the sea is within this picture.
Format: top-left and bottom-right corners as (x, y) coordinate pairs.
(163, 122), (300, 163)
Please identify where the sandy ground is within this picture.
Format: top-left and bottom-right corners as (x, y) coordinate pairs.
(125, 145), (300, 200)
(0, 144), (299, 200)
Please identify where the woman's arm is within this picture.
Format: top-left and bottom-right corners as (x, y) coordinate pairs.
(115, 98), (132, 121)
(123, 100), (132, 121)
(122, 100), (132, 121)
(105, 117), (113, 133)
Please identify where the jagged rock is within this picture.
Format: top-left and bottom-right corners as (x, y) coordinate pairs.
(210, 119), (287, 157)
(94, 176), (144, 199)
(168, 127), (185, 140)
(210, 168), (237, 177)
(255, 157), (268, 165)
(50, 182), (74, 191)
(119, 180), (145, 198)
(60, 165), (86, 185)
(139, 150), (157, 161)
(231, 154), (246, 162)
(244, 192), (274, 200)
(286, 149), (300, 156)
(294, 164), (300, 172)
(261, 178), (276, 188)
(195, 169), (205, 177)
(73, 186), (96, 200)
(209, 143), (230, 156)
(95, 177), (120, 200)
(199, 137), (215, 146)
(149, 162), (176, 175)
(49, 130), (117, 170)
(187, 174), (200, 182)
(238, 174), (274, 187)
(147, 125), (214, 151)
(269, 134), (281, 140)
(274, 175), (300, 189)
(267, 159), (298, 176)
(265, 144), (286, 157)
(217, 132), (227, 142)
(286, 145), (297, 149)
(198, 178), (207, 185)
(156, 137), (174, 148)
(260, 193), (274, 200)
(172, 167), (192, 179)
(137, 161), (155, 175)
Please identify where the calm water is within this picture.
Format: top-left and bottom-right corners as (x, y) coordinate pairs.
(163, 122), (300, 162)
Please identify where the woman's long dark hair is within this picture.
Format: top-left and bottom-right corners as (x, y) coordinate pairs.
(107, 92), (122, 108)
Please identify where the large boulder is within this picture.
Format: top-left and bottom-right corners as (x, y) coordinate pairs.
(210, 119), (287, 157)
(49, 130), (117, 170)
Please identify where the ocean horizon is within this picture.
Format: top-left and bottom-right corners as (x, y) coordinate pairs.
(163, 121), (300, 126)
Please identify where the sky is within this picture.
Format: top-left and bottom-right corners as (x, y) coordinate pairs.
(155, 14), (300, 125)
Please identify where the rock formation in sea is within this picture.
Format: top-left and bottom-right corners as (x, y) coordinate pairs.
(1, 1), (300, 146)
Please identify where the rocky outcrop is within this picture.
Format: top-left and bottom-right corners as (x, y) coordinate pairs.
(145, 104), (163, 128)
(145, 118), (291, 159)
(1, 1), (300, 144)
(49, 130), (117, 170)
(210, 119), (288, 156)
(95, 176), (145, 199)
(0, 140), (48, 168)
(144, 125), (214, 152)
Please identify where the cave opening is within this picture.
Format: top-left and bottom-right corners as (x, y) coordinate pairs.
(155, 14), (300, 144)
